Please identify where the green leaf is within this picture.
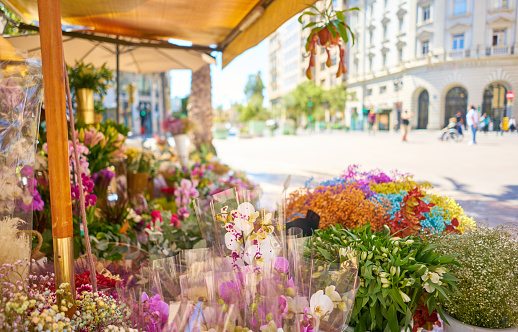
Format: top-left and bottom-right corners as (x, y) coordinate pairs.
(336, 11), (345, 22)
(387, 305), (399, 332)
(346, 24), (356, 44)
(317, 247), (334, 261)
(303, 21), (318, 30)
(435, 254), (459, 264)
(334, 20), (349, 43)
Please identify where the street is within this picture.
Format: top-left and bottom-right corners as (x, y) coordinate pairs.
(214, 130), (518, 226)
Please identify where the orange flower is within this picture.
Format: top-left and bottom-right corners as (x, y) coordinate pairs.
(287, 184), (391, 231)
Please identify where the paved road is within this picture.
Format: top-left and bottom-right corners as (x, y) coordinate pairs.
(214, 130), (518, 226)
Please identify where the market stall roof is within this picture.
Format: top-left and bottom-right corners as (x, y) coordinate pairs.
(2, 0), (317, 66)
(0, 35), (24, 61)
(5, 32), (216, 73)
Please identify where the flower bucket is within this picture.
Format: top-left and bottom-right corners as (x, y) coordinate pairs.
(76, 88), (94, 124)
(173, 134), (189, 165)
(127, 172), (149, 199)
(443, 313), (518, 332)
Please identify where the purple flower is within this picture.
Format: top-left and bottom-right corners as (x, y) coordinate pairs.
(219, 280), (242, 304)
(142, 292), (169, 330)
(274, 257), (289, 274)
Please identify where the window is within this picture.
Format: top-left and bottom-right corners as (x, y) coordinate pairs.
(370, 3), (374, 16)
(453, 0), (467, 15)
(380, 86), (387, 94)
(366, 88), (373, 96)
(369, 31), (373, 44)
(354, 59), (359, 73)
(399, 17), (404, 31)
(422, 5), (431, 22)
(422, 40), (430, 55)
(321, 78), (326, 85)
(384, 0), (388, 8)
(332, 0), (338, 8)
(492, 0), (508, 9)
(382, 53), (387, 67)
(383, 23), (388, 39)
(320, 62), (326, 71)
(493, 29), (506, 46)
(369, 58), (373, 71)
(331, 54), (337, 66)
(398, 47), (403, 61)
(452, 34), (465, 50)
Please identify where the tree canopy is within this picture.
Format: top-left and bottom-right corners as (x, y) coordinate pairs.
(238, 72), (268, 122)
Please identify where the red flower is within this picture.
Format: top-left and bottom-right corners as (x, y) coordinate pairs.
(151, 210), (163, 222)
(161, 187), (175, 195)
(170, 213), (181, 228)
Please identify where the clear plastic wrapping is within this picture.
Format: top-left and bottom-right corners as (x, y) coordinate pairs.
(0, 51), (43, 263)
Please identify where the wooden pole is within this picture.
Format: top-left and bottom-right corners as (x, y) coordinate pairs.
(37, 0), (75, 297)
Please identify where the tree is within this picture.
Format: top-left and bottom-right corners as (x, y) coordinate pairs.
(188, 64), (215, 152)
(284, 81), (325, 120)
(323, 84), (348, 114)
(238, 72), (268, 123)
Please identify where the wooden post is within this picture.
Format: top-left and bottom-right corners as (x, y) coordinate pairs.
(37, 0), (75, 298)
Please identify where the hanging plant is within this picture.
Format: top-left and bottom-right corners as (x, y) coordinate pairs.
(299, 1), (359, 79)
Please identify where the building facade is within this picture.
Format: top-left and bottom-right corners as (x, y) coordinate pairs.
(346, 0), (518, 130)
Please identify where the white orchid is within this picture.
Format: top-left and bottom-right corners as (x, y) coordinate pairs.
(435, 267), (447, 276)
(423, 282), (435, 293)
(244, 239), (274, 265)
(421, 271), (441, 285)
(325, 285), (342, 307)
(286, 296), (310, 319)
(224, 231), (242, 251)
(310, 290), (334, 321)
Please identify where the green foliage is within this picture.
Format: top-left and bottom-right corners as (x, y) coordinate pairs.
(284, 81), (325, 120)
(67, 61), (114, 97)
(238, 72), (268, 123)
(323, 84), (348, 113)
(0, 4), (36, 36)
(310, 224), (459, 332)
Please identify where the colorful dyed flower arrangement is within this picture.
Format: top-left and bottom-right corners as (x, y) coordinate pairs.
(288, 165), (475, 235)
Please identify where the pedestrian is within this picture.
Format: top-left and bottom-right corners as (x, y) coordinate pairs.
(479, 113), (490, 134)
(455, 110), (464, 136)
(401, 109), (414, 142)
(466, 105), (479, 145)
(509, 117), (517, 132)
(368, 110), (376, 135)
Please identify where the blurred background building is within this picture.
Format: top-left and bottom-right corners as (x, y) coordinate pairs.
(345, 0), (518, 130)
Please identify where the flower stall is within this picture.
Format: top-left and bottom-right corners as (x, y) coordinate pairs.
(1, 0), (518, 331)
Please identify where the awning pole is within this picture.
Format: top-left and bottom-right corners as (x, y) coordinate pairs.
(116, 42), (120, 124)
(37, 0), (75, 299)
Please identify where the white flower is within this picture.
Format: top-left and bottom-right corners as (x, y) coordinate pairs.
(399, 290), (411, 302)
(224, 231), (242, 251)
(422, 271), (441, 284)
(325, 285), (342, 304)
(435, 267), (447, 276)
(310, 290), (334, 321)
(287, 296), (309, 319)
(423, 282), (435, 293)
(244, 240), (274, 265)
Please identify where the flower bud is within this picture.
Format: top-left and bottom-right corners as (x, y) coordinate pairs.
(367, 252), (373, 260)
(390, 266), (397, 276)
(361, 252), (367, 261)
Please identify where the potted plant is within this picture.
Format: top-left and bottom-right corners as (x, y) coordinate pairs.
(125, 148), (157, 199)
(162, 117), (197, 165)
(67, 61), (113, 124)
(309, 223), (459, 332)
(432, 226), (518, 332)
(300, 0), (358, 78)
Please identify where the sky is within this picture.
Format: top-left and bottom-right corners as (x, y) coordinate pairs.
(169, 40), (269, 109)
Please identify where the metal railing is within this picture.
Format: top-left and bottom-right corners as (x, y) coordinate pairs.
(486, 45), (514, 56)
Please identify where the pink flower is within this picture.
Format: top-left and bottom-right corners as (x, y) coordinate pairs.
(170, 214), (180, 228)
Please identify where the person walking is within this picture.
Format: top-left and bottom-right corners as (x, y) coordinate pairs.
(466, 105), (479, 145)
(401, 109), (414, 142)
(509, 117), (517, 132)
(479, 113), (490, 134)
(368, 110), (376, 135)
(455, 110), (464, 136)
